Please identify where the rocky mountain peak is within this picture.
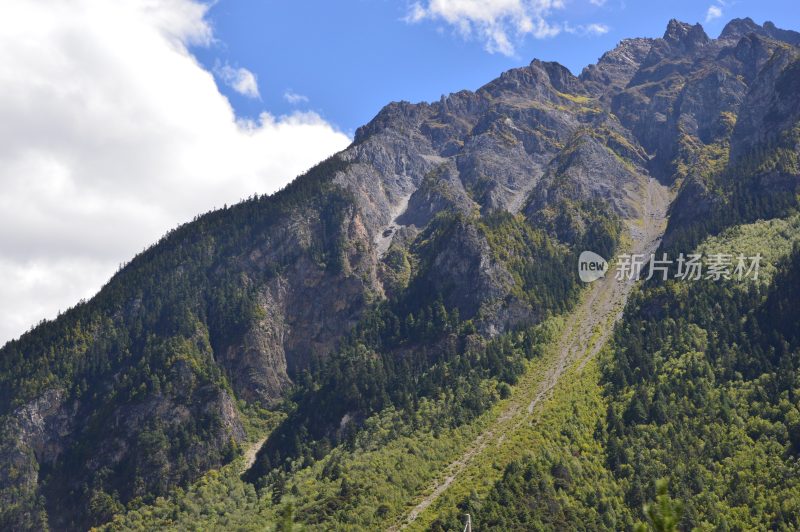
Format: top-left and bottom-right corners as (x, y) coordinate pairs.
(579, 37), (654, 95)
(352, 99), (431, 144)
(720, 17), (764, 40)
(663, 19), (709, 49)
(719, 18), (800, 47)
(529, 58), (584, 93)
(763, 20), (800, 46)
(598, 38), (655, 66)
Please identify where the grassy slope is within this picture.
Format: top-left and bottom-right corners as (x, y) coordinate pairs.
(412, 354), (629, 531)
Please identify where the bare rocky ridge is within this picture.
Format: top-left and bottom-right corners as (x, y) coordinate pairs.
(580, 37), (655, 97)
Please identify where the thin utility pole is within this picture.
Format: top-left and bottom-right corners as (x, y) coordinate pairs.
(463, 513), (472, 532)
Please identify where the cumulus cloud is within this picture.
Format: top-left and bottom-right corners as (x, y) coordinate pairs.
(0, 0), (351, 345)
(706, 4), (723, 22)
(406, 0), (566, 55)
(284, 90), (310, 104)
(217, 63), (261, 98)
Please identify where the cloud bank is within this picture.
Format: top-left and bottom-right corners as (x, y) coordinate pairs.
(0, 0), (351, 345)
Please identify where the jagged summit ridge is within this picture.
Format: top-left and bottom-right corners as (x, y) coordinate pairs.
(720, 17), (800, 45)
(663, 18), (710, 49)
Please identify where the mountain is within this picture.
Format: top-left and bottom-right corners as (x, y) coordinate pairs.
(2, 17), (800, 531)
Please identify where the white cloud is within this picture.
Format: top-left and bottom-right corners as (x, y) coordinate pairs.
(0, 0), (351, 345)
(217, 63), (261, 98)
(585, 23), (609, 35)
(565, 22), (610, 36)
(705, 5), (723, 22)
(284, 90), (310, 104)
(406, 0), (566, 56)
(589, 0), (607, 6)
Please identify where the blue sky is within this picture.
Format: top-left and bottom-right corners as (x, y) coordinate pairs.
(195, 0), (800, 135)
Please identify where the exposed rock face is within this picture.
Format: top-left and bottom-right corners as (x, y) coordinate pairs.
(2, 16), (800, 530)
(12, 389), (73, 466)
(220, 277), (292, 404)
(663, 19), (710, 51)
(731, 47), (800, 160)
(720, 17), (768, 41)
(580, 37), (655, 97)
(763, 21), (800, 46)
(525, 123), (647, 226)
(421, 217), (516, 322)
(397, 162), (475, 228)
(0, 390), (72, 531)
